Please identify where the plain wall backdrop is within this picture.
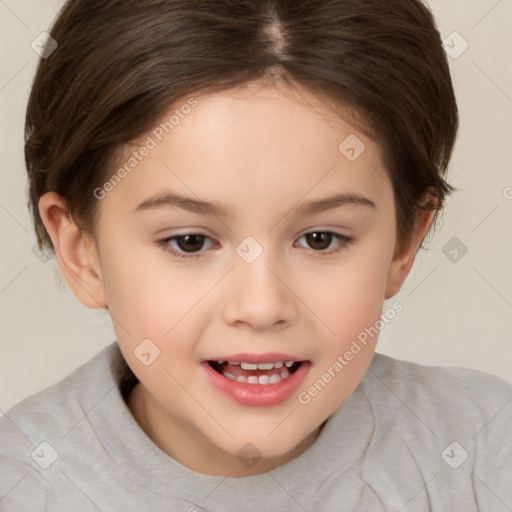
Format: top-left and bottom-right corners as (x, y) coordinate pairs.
(1, 0), (511, 412)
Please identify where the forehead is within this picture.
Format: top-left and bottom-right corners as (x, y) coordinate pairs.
(181, 80), (375, 150)
(101, 81), (391, 219)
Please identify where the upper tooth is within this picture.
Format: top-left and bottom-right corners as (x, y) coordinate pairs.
(240, 362), (258, 370)
(217, 360), (225, 364)
(228, 361), (295, 370)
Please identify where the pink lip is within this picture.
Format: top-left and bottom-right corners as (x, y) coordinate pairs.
(202, 360), (310, 407)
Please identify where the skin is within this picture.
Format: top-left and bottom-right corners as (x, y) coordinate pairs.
(39, 80), (435, 477)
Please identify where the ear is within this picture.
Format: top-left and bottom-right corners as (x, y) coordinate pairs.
(38, 192), (106, 309)
(385, 205), (437, 299)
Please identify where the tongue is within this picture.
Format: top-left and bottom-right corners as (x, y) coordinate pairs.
(222, 363), (289, 379)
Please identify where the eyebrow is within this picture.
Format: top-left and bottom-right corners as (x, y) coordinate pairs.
(135, 192), (376, 218)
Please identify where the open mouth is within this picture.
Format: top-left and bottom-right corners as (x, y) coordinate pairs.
(207, 360), (303, 385)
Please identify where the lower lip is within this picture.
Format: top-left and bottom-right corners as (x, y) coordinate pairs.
(202, 361), (310, 407)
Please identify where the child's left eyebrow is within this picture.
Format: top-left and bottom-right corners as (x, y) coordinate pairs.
(291, 193), (377, 217)
(134, 191), (377, 219)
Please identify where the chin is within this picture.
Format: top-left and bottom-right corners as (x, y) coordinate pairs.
(212, 422), (318, 461)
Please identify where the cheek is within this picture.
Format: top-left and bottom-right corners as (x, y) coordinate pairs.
(295, 254), (391, 418)
(99, 242), (198, 342)
(303, 247), (392, 340)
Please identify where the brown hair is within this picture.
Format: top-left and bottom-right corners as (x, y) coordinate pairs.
(25, 0), (458, 253)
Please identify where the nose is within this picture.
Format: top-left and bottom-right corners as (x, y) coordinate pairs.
(222, 253), (298, 332)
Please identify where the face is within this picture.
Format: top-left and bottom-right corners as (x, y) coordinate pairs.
(54, 81), (413, 475)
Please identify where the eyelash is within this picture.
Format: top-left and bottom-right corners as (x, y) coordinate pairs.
(157, 231), (353, 261)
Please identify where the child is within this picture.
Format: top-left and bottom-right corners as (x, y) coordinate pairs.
(1, 0), (511, 510)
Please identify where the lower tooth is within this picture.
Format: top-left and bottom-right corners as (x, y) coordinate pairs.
(258, 375), (270, 385)
(269, 374), (281, 384)
(247, 376), (258, 384)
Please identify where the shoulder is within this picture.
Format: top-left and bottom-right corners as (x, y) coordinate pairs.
(365, 353), (512, 460)
(368, 352), (512, 414)
(355, 354), (512, 506)
(1, 343), (121, 445)
(0, 454), (51, 510)
(0, 343), (122, 505)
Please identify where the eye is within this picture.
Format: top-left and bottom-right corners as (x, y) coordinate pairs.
(158, 230), (352, 262)
(295, 231), (352, 255)
(158, 234), (215, 260)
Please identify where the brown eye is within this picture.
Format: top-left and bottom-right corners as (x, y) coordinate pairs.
(175, 234), (207, 253)
(159, 233), (215, 260)
(296, 231), (352, 255)
(304, 232), (333, 251)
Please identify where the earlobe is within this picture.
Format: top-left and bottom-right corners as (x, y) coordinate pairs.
(38, 192), (107, 309)
(385, 207), (436, 299)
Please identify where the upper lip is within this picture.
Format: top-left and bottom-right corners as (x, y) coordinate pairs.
(205, 352), (306, 364)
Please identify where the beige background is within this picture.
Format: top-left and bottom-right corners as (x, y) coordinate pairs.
(1, 0), (511, 412)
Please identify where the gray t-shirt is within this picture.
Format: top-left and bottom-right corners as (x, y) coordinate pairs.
(1, 343), (511, 511)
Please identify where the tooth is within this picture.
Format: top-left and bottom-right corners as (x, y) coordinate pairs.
(217, 360), (225, 364)
(285, 361), (294, 367)
(258, 375), (270, 385)
(228, 361), (240, 365)
(280, 369), (290, 379)
(241, 362), (258, 370)
(269, 374), (282, 384)
(257, 363), (274, 370)
(236, 375), (247, 383)
(274, 362), (284, 368)
(223, 372), (236, 381)
(247, 376), (258, 384)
